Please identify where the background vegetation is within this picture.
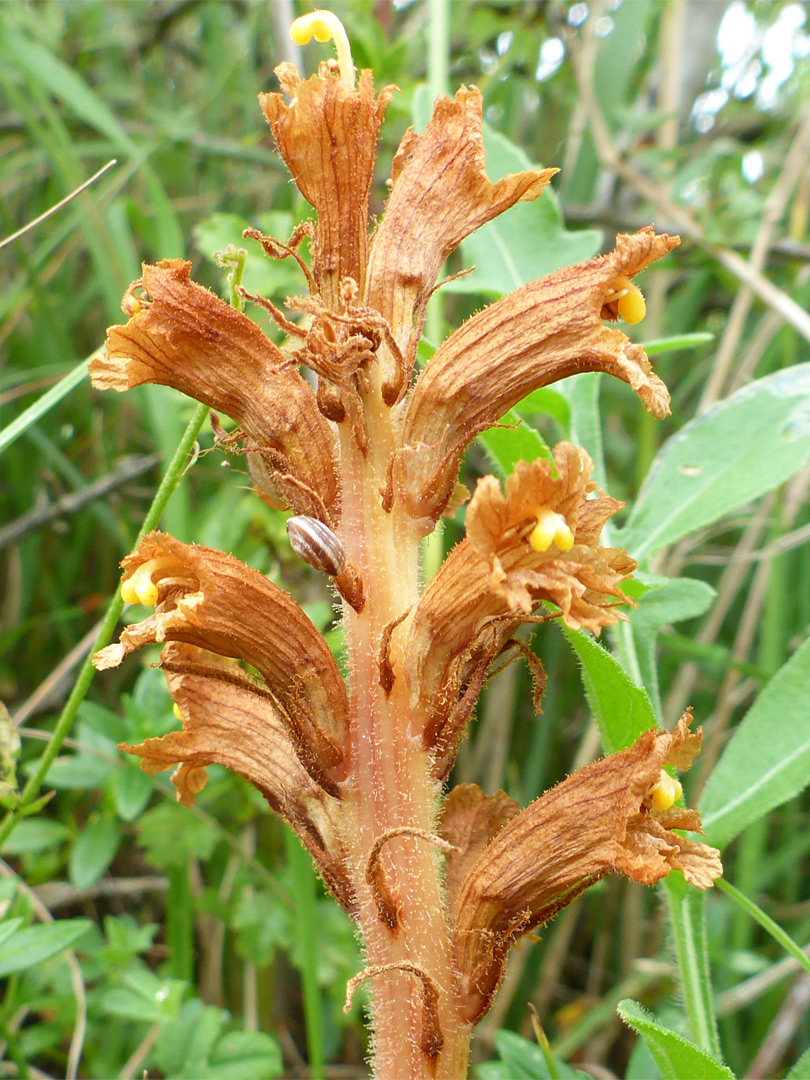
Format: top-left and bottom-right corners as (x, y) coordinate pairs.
(2, 1), (810, 1077)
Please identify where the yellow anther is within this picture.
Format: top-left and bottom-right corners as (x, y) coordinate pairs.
(290, 10), (356, 87)
(650, 771), (683, 812)
(173, 702), (183, 721)
(122, 558), (169, 607)
(528, 509), (575, 554)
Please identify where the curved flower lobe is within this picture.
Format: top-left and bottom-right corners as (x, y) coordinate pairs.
(90, 259), (339, 522)
(405, 444), (635, 775)
(365, 86), (555, 399)
(122, 643), (353, 911)
(94, 532), (349, 791)
(396, 228), (678, 523)
(260, 64), (394, 311)
(450, 712), (722, 1024)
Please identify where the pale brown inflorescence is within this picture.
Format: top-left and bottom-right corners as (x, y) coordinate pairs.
(90, 28), (720, 1079)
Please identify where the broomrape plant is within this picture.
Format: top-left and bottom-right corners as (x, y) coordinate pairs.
(89, 11), (721, 1078)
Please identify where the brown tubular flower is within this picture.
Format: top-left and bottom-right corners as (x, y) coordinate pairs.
(93, 533), (349, 793)
(449, 712), (723, 1026)
(89, 260), (339, 524)
(260, 64), (394, 313)
(122, 642), (354, 912)
(405, 443), (636, 776)
(395, 228), (679, 525)
(364, 86), (556, 402)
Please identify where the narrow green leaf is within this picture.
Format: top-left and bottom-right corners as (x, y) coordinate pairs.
(0, 819), (70, 856)
(699, 634), (810, 850)
(112, 763), (154, 823)
(478, 411), (551, 478)
(0, 918), (92, 977)
(561, 626), (656, 754)
(68, 815), (121, 891)
(664, 875), (720, 1057)
(0, 356), (90, 456)
(617, 999), (735, 1080)
(619, 365), (810, 560)
(641, 333), (714, 356)
(0, 918), (24, 949)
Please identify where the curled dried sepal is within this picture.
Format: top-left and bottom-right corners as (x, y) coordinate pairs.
(365, 86), (555, 402)
(450, 712), (722, 1024)
(90, 260), (339, 522)
(260, 64), (394, 312)
(124, 643), (354, 911)
(405, 444), (635, 776)
(93, 532), (349, 792)
(396, 228), (678, 523)
(438, 784), (520, 913)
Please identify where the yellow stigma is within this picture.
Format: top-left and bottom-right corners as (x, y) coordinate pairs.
(173, 702), (183, 721)
(120, 558), (167, 607)
(606, 275), (646, 324)
(290, 10), (356, 87)
(528, 509), (575, 554)
(650, 771), (683, 812)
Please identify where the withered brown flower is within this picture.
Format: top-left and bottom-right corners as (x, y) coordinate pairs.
(405, 442), (636, 777)
(445, 712), (722, 1025)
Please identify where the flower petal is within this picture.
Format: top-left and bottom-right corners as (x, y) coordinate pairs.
(260, 64), (394, 312)
(450, 713), (721, 1024)
(396, 228), (678, 522)
(94, 532), (349, 792)
(438, 784), (520, 914)
(405, 446), (634, 775)
(365, 86), (554, 400)
(90, 260), (339, 522)
(122, 643), (354, 911)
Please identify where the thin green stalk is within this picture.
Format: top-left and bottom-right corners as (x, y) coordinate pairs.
(0, 401), (209, 851)
(284, 828), (325, 1080)
(716, 878), (810, 978)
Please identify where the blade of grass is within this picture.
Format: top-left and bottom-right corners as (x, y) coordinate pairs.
(0, 354), (93, 457)
(284, 829), (325, 1080)
(716, 878), (810, 978)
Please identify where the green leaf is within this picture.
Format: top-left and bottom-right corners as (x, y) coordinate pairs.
(447, 125), (603, 296)
(0, 818), (70, 856)
(0, 918), (92, 977)
(618, 365), (810, 561)
(137, 802), (220, 870)
(699, 634), (810, 849)
(112, 763), (154, 822)
(69, 815), (122, 891)
(102, 969), (186, 1023)
(0, 918), (24, 949)
(617, 575), (716, 716)
(0, 357), (89, 457)
(476, 1029), (588, 1079)
(617, 1000), (735, 1080)
(153, 999), (227, 1077)
(478, 411), (552, 478)
(27, 753), (116, 790)
(786, 1046), (810, 1079)
(204, 1030), (283, 1079)
(561, 626), (657, 754)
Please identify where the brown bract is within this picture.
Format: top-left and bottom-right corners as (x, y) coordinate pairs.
(93, 532), (349, 792)
(450, 712), (723, 1024)
(395, 228), (678, 524)
(365, 86), (555, 401)
(121, 642), (353, 911)
(90, 260), (339, 523)
(405, 444), (635, 776)
(260, 63), (394, 312)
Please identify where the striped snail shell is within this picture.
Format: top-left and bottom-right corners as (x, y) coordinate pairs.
(286, 516), (346, 576)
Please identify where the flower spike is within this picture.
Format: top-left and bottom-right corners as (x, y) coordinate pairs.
(290, 10), (356, 88)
